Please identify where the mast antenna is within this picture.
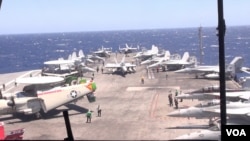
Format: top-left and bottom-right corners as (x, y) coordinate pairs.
(198, 25), (204, 65)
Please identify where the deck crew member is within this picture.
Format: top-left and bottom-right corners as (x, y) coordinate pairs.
(168, 92), (173, 107)
(141, 76), (144, 84)
(86, 110), (92, 123)
(101, 67), (104, 74)
(97, 105), (102, 117)
(174, 97), (178, 109)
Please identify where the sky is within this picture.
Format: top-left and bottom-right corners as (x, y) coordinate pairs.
(0, 0), (250, 34)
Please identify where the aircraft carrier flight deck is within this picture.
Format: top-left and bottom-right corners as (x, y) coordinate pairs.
(0, 52), (241, 140)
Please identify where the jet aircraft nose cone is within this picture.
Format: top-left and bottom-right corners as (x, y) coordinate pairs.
(167, 110), (181, 117)
(176, 94), (188, 99)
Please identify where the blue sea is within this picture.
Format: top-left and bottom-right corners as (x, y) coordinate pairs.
(1, 26), (250, 75)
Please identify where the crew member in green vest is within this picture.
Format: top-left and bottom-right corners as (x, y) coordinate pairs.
(86, 110), (92, 123)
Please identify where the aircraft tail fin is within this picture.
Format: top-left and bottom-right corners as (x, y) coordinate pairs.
(85, 81), (97, 92)
(164, 50), (171, 60)
(68, 54), (72, 60)
(181, 52), (189, 61)
(71, 51), (77, 60)
(85, 81), (97, 102)
(230, 56), (243, 73)
(151, 45), (159, 54)
(125, 43), (129, 49)
(226, 56), (244, 76)
(78, 50), (85, 58)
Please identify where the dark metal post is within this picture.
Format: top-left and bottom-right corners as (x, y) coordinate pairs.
(63, 110), (74, 141)
(217, 0), (226, 140)
(198, 26), (204, 65)
(0, 0), (2, 10)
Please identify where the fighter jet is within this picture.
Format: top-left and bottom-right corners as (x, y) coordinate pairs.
(140, 50), (171, 66)
(178, 90), (250, 102)
(0, 76), (97, 118)
(86, 54), (105, 63)
(42, 50), (96, 77)
(93, 46), (111, 57)
(119, 44), (139, 56)
(149, 52), (196, 70)
(176, 85), (246, 101)
(73, 49), (106, 64)
(173, 123), (221, 141)
(133, 45), (159, 61)
(69, 50), (94, 63)
(167, 100), (250, 125)
(104, 55), (136, 75)
(173, 117), (250, 141)
(174, 56), (244, 79)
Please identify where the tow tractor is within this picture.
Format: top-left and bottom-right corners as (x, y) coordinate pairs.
(0, 122), (24, 140)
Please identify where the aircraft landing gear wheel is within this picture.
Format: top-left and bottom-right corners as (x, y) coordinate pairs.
(208, 118), (215, 127)
(35, 112), (41, 119)
(195, 75), (198, 79)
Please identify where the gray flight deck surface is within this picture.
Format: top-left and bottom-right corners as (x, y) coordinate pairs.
(0, 53), (241, 140)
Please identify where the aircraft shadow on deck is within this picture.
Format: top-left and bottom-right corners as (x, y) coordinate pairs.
(102, 71), (136, 78)
(166, 124), (210, 130)
(1, 104), (89, 124)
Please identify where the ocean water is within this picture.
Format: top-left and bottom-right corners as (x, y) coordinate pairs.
(0, 26), (250, 74)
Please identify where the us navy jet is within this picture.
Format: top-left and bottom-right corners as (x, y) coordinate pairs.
(70, 50), (94, 63)
(149, 52), (196, 70)
(140, 50), (171, 66)
(173, 123), (221, 141)
(0, 76), (97, 118)
(42, 52), (95, 77)
(93, 46), (111, 57)
(175, 56), (244, 79)
(167, 100), (250, 125)
(133, 45), (159, 61)
(86, 54), (105, 63)
(173, 117), (250, 141)
(104, 55), (136, 75)
(183, 90), (250, 102)
(176, 85), (246, 101)
(119, 44), (139, 56)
